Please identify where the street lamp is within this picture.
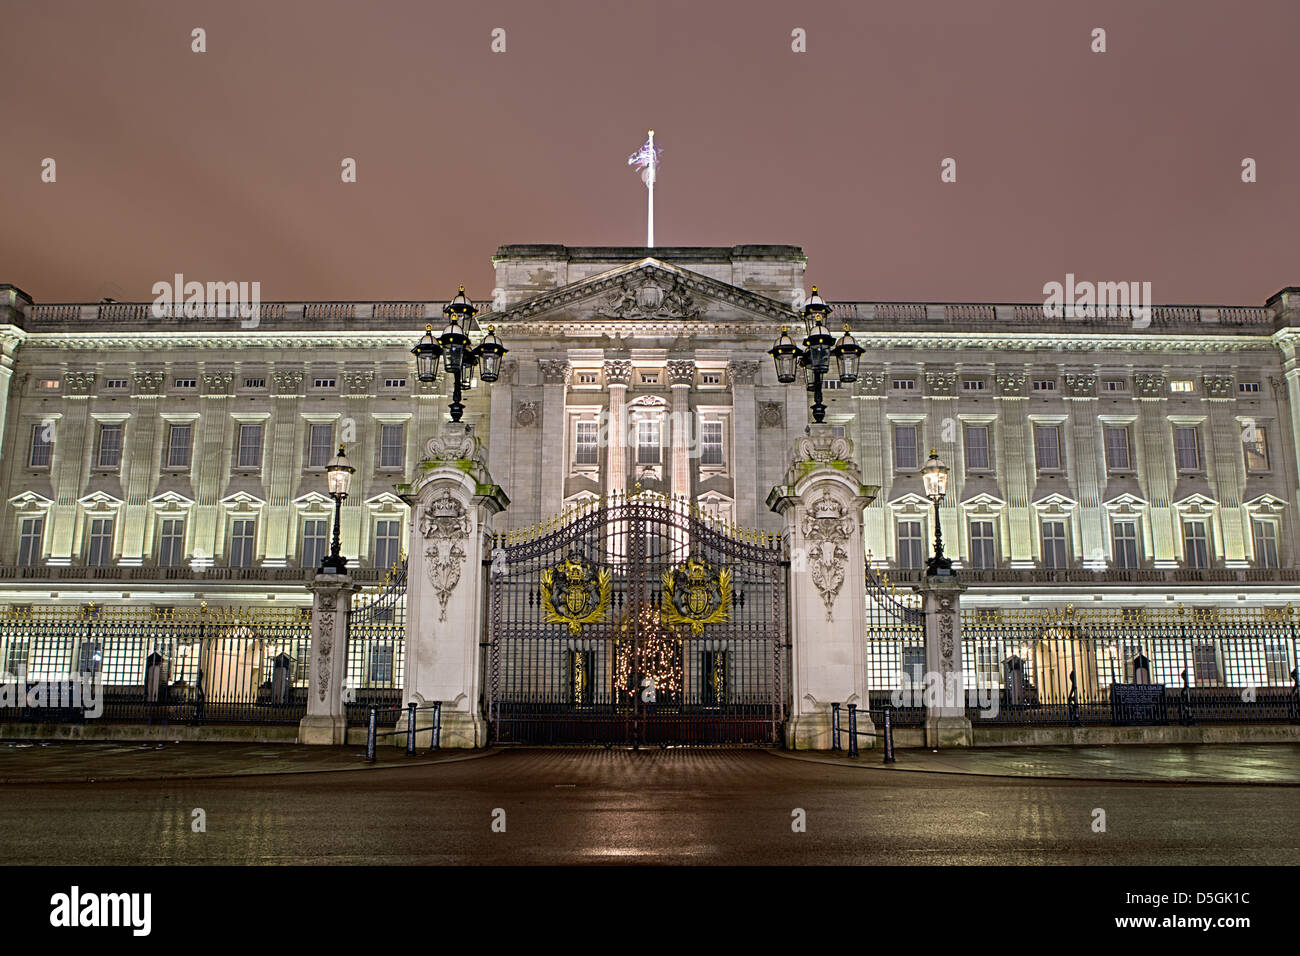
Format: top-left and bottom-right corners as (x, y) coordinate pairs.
(921, 449), (953, 577)
(412, 286), (508, 423)
(319, 444), (355, 575)
(768, 285), (863, 424)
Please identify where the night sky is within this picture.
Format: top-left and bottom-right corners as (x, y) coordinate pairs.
(3, 0), (1296, 306)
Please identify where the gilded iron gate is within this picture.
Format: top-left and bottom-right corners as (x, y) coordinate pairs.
(487, 495), (787, 746)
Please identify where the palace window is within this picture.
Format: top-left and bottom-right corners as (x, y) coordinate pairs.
(17, 517), (44, 567)
(575, 421), (599, 465)
(104, 379), (129, 390)
(1104, 425), (1131, 472)
(968, 519), (995, 569)
(1238, 382), (1260, 394)
(701, 372), (722, 386)
(307, 423), (334, 468)
(158, 518), (186, 568)
(893, 424), (919, 471)
(640, 371), (660, 386)
(1252, 519), (1279, 569)
(96, 423), (123, 469)
(383, 378), (407, 389)
(1244, 425), (1269, 472)
(174, 378), (197, 389)
(1041, 520), (1068, 569)
(961, 379), (985, 392)
(700, 421), (724, 466)
(229, 518), (257, 568)
(1032, 380), (1056, 392)
(897, 520), (925, 570)
(575, 371), (599, 386)
(964, 425), (991, 471)
(166, 424), (192, 469)
(243, 377), (266, 389)
(891, 378), (915, 391)
(379, 423), (405, 469)
(374, 519), (402, 571)
(1103, 379), (1127, 392)
(901, 645), (926, 684)
(301, 519), (328, 570)
(636, 419), (661, 465)
(87, 517), (114, 567)
(1112, 520), (1139, 569)
(1192, 643), (1221, 684)
(1265, 642), (1292, 683)
(237, 424), (264, 469)
(28, 424), (53, 468)
(1183, 520), (1210, 569)
(369, 645), (395, 684)
(1173, 426), (1201, 472)
(1170, 380), (1194, 394)
(313, 378), (337, 389)
(1034, 425), (1062, 472)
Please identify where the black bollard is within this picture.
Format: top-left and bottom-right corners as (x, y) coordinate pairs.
(847, 703), (859, 758)
(882, 705), (896, 763)
(831, 703), (841, 751)
(406, 702), (417, 756)
(366, 706), (377, 763)
(431, 701), (442, 751)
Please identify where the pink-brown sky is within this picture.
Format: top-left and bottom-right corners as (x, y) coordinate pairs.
(2, 0), (1296, 306)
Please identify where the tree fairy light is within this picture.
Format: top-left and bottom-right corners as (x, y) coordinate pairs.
(614, 600), (683, 701)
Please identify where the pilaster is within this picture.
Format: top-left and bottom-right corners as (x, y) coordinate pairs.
(300, 573), (360, 745)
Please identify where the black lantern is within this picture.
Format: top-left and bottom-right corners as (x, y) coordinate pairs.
(411, 325), (442, 384)
(458, 349), (478, 389)
(801, 285), (832, 333)
(922, 449), (954, 577)
(768, 326), (803, 385)
(476, 325), (507, 383)
(804, 318), (834, 375)
(832, 325), (864, 383)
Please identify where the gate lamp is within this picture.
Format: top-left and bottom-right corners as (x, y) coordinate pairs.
(767, 285), (859, 424)
(320, 444), (355, 575)
(921, 449), (953, 577)
(413, 286), (509, 423)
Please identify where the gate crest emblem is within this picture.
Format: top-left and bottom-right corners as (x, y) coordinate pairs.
(541, 552), (611, 636)
(661, 556), (731, 635)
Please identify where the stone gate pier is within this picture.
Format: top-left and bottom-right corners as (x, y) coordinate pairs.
(397, 423), (509, 748)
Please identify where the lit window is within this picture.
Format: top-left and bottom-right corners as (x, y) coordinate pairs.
(640, 371), (660, 386)
(1170, 380), (1194, 393)
(576, 372), (599, 386)
(1244, 425), (1269, 472)
(369, 646), (395, 684)
(38, 379), (60, 390)
(575, 421), (599, 465)
(893, 425), (919, 471)
(701, 421), (724, 466)
(1103, 380), (1127, 392)
(1238, 382), (1260, 394)
(636, 420), (660, 465)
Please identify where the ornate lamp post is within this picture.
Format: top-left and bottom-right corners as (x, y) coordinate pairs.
(411, 286), (509, 423)
(921, 449), (953, 577)
(768, 285), (863, 423)
(320, 444), (355, 575)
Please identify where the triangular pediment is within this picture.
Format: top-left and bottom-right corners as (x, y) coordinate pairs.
(496, 259), (796, 327)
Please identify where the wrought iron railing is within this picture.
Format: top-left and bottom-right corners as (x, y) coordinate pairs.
(864, 558), (927, 726)
(344, 561), (407, 726)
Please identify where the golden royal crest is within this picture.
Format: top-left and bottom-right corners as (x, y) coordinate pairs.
(661, 556), (731, 635)
(541, 552), (611, 636)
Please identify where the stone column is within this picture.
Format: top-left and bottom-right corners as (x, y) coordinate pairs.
(604, 360), (632, 497)
(1134, 371), (1177, 566)
(727, 359), (760, 527)
(299, 573), (360, 745)
(995, 368), (1033, 567)
(667, 360), (695, 502)
(0, 318), (28, 466)
(917, 574), (971, 747)
(398, 423), (509, 748)
(538, 359), (570, 519)
(1064, 370), (1104, 567)
(768, 425), (879, 750)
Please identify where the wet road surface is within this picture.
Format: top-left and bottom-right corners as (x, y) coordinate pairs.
(1, 749), (1296, 865)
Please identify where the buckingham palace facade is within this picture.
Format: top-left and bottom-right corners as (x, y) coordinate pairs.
(2, 243), (1299, 614)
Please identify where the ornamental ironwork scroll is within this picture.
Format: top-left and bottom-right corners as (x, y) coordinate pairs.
(541, 552), (612, 636)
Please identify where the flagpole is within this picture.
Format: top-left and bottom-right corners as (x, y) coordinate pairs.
(645, 129), (655, 247)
